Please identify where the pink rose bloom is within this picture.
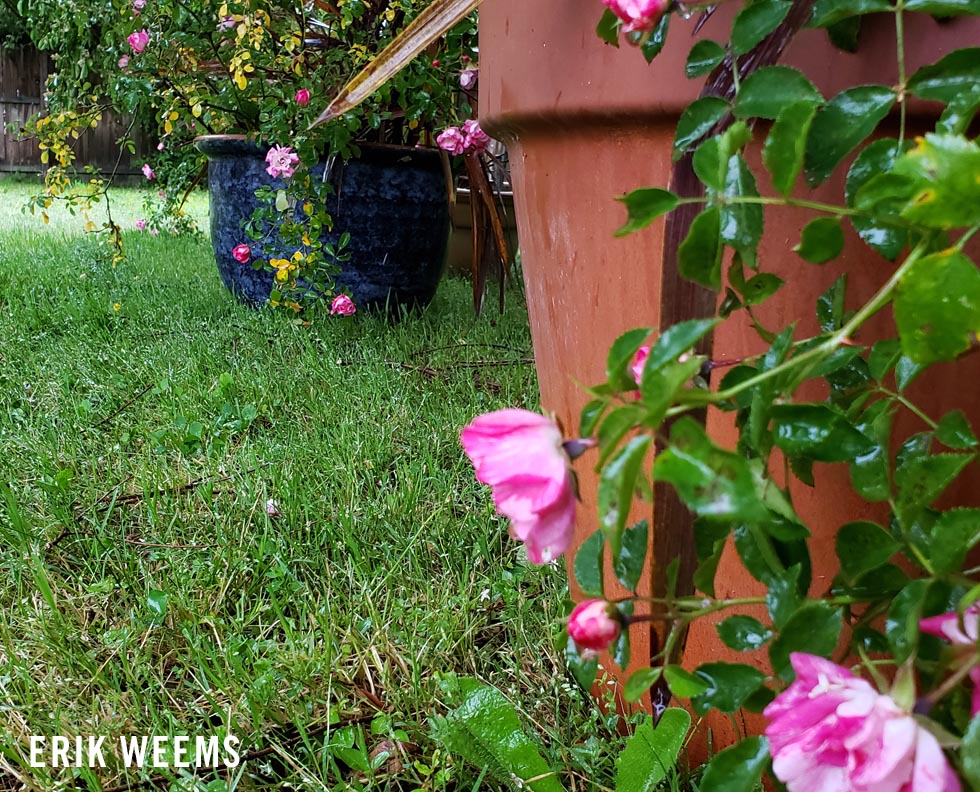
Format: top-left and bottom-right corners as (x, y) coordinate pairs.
(436, 127), (466, 156)
(330, 294), (356, 316)
(460, 409), (576, 564)
(921, 604), (980, 716)
(632, 345), (650, 386)
(149, 228), (159, 236)
(265, 145), (300, 179)
(295, 88), (310, 106)
(118, 55), (130, 69)
(157, 141), (164, 151)
(141, 163), (155, 180)
(461, 119), (490, 154)
(460, 69), (478, 90)
(602, 0), (670, 33)
(232, 244), (251, 264)
(567, 599), (621, 653)
(127, 29), (149, 54)
(765, 653), (961, 792)
(134, 219), (146, 231)
(132, 0), (145, 14)
(217, 15), (236, 32)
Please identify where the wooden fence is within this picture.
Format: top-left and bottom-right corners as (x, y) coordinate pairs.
(0, 45), (154, 176)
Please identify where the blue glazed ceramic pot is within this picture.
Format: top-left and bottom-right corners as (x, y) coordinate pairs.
(195, 135), (451, 313)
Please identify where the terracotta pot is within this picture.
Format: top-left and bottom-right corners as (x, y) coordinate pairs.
(195, 135), (450, 313)
(480, 0), (980, 752)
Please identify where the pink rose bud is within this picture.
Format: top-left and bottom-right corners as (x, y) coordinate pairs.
(460, 409), (576, 564)
(436, 127), (466, 156)
(132, 0), (145, 14)
(330, 294), (356, 316)
(921, 604), (980, 717)
(118, 55), (130, 68)
(461, 55), (469, 62)
(141, 163), (155, 180)
(765, 654), (962, 792)
(134, 219), (146, 231)
(149, 228), (159, 236)
(232, 244), (251, 264)
(461, 119), (490, 154)
(127, 29), (149, 53)
(157, 141), (164, 151)
(431, 60), (440, 67)
(632, 345), (650, 386)
(602, 0), (671, 33)
(264, 145), (300, 179)
(460, 69), (478, 90)
(567, 600), (621, 652)
(295, 88), (310, 106)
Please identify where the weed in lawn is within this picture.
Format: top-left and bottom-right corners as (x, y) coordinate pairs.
(0, 185), (643, 790)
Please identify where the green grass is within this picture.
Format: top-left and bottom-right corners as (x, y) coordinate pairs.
(0, 184), (635, 790)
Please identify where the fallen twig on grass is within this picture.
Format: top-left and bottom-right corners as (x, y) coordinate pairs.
(94, 382), (154, 428)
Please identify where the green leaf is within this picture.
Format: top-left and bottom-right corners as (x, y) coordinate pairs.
(895, 250), (980, 364)
(607, 327), (653, 391)
(698, 737), (769, 792)
(805, 85), (895, 186)
(615, 710), (690, 792)
(907, 48), (980, 104)
(596, 8), (620, 46)
(740, 273), (785, 306)
(623, 667), (663, 703)
(936, 410), (979, 450)
(869, 339), (901, 382)
(573, 530), (605, 598)
(614, 519), (649, 592)
(895, 356), (927, 391)
(795, 217), (844, 264)
(766, 565), (802, 629)
(771, 403), (874, 462)
(693, 122), (753, 192)
(731, 0), (792, 55)
(639, 15), (670, 63)
(597, 405), (647, 465)
(734, 66), (822, 120)
(826, 17), (862, 51)
(686, 40), (726, 78)
(930, 508), (980, 576)
(809, 0), (892, 26)
(886, 580), (929, 662)
(147, 589), (168, 619)
(962, 714), (980, 790)
(442, 682), (565, 792)
(567, 641), (599, 690)
(647, 318), (719, 371)
(769, 603), (842, 680)
(717, 616), (773, 652)
(849, 399), (895, 502)
(835, 521), (900, 583)
(904, 0), (980, 11)
(817, 273), (847, 332)
(639, 357), (705, 427)
(691, 663), (767, 716)
(615, 188), (680, 237)
(673, 97), (730, 160)
(663, 665), (709, 698)
(654, 418), (768, 523)
(693, 519), (731, 598)
(896, 453), (972, 516)
(763, 100), (818, 195)
(937, 84), (980, 136)
(580, 398), (607, 438)
(678, 207), (723, 289)
(598, 436), (652, 556)
(720, 155), (764, 266)
(892, 134), (980, 229)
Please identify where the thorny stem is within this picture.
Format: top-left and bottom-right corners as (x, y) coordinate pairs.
(895, 1), (907, 148)
(878, 387), (939, 430)
(923, 652), (980, 709)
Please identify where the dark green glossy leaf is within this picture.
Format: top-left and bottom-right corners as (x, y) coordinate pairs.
(826, 17), (861, 51)
(693, 519), (731, 598)
(623, 667), (663, 703)
(686, 40), (726, 78)
(907, 48), (980, 103)
(673, 97), (730, 160)
(896, 453), (972, 517)
(596, 8), (620, 46)
(886, 580), (929, 662)
(616, 709), (690, 792)
(693, 122), (753, 192)
(835, 521), (900, 582)
(607, 328), (653, 391)
(930, 508), (980, 576)
(845, 564), (910, 601)
(720, 155), (764, 266)
(769, 603), (842, 680)
(678, 207), (723, 289)
(936, 410), (979, 450)
(904, 0), (980, 10)
(771, 403), (874, 462)
(598, 436), (652, 555)
(795, 217), (844, 264)
(763, 100), (817, 195)
(597, 405), (647, 465)
(639, 15), (670, 63)
(741, 273), (785, 306)
(717, 616), (773, 652)
(868, 338), (901, 382)
(809, 0), (891, 27)
(691, 663), (767, 715)
(895, 250), (980, 364)
(734, 523), (783, 585)
(698, 737), (769, 792)
(849, 398), (895, 502)
(639, 357), (704, 428)
(580, 398), (606, 438)
(895, 356), (927, 391)
(574, 529), (605, 598)
(566, 639), (598, 689)
(615, 188), (679, 237)
(892, 134), (980, 229)
(613, 612), (632, 669)
(614, 519), (649, 592)
(937, 84), (980, 136)
(735, 66), (822, 120)
(647, 318), (719, 371)
(663, 664), (709, 698)
(732, 0), (792, 55)
(817, 274), (847, 332)
(805, 85), (895, 186)
(654, 418), (768, 522)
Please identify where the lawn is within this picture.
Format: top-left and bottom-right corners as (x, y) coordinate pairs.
(0, 183), (619, 791)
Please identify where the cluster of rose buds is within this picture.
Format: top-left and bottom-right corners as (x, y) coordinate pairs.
(436, 120), (491, 156)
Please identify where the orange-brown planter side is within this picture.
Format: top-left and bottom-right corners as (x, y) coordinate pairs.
(480, 0), (980, 756)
